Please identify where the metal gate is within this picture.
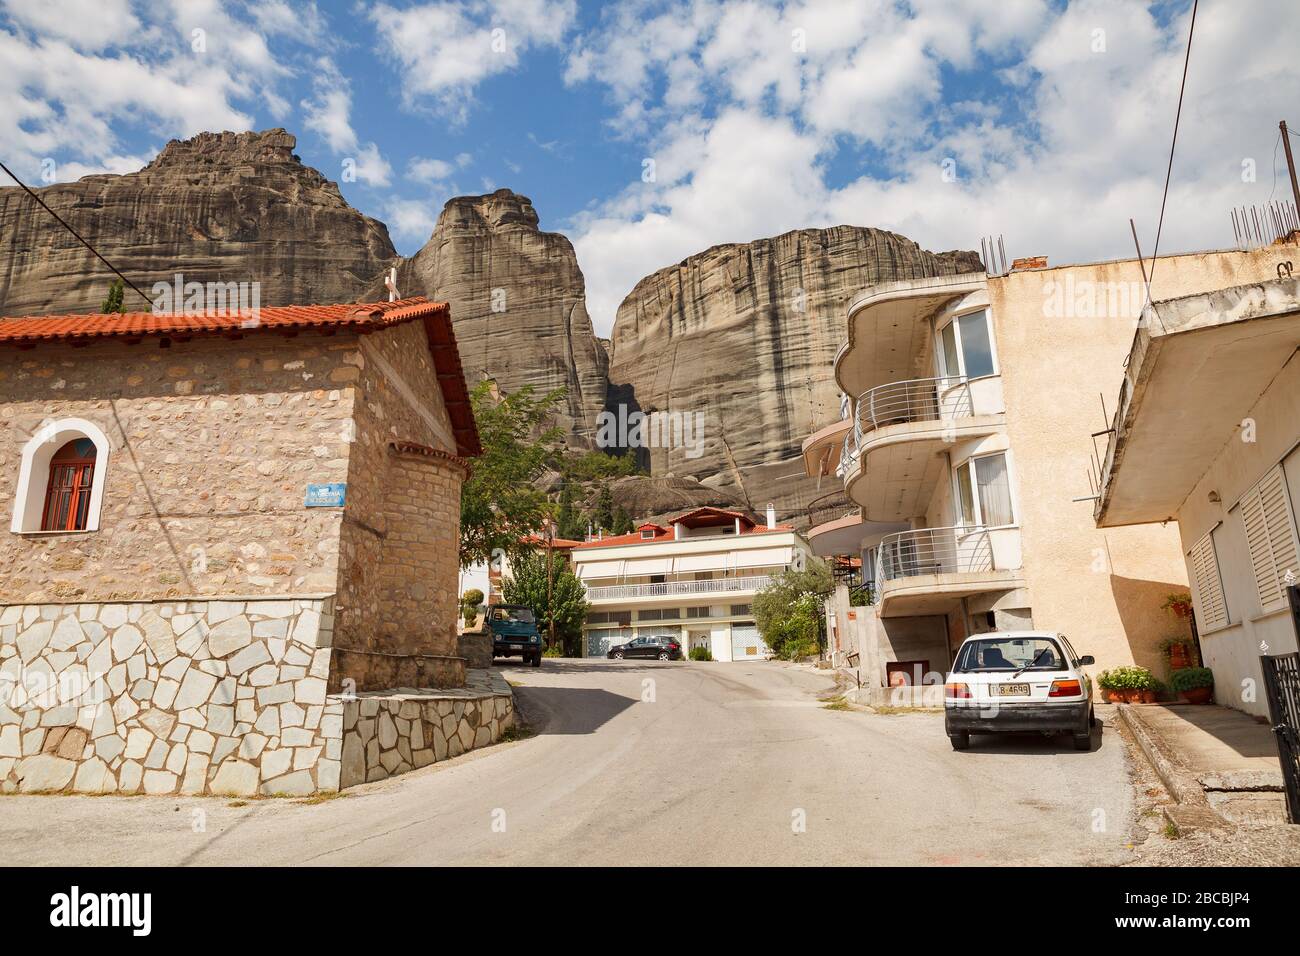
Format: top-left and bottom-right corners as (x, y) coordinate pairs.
(1261, 585), (1300, 824)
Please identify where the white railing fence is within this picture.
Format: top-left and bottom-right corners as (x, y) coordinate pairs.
(584, 575), (774, 601)
(876, 526), (993, 582)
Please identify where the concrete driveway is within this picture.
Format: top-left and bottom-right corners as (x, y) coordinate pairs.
(0, 660), (1135, 866)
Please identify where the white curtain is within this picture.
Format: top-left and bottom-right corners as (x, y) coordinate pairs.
(975, 454), (1014, 526)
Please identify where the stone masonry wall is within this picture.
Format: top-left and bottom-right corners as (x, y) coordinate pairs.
(0, 598), (341, 795)
(333, 319), (466, 691)
(0, 335), (358, 602)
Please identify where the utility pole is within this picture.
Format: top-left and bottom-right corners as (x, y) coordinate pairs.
(545, 517), (556, 652)
(1283, 121), (1300, 221)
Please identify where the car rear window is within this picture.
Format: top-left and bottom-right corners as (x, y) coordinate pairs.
(955, 636), (1064, 672)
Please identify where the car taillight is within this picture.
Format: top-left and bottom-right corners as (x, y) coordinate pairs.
(1049, 679), (1082, 698)
(945, 682), (972, 699)
(668, 643), (680, 649)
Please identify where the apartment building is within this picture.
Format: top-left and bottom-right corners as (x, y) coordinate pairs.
(1095, 274), (1300, 716)
(572, 506), (813, 661)
(800, 246), (1290, 695)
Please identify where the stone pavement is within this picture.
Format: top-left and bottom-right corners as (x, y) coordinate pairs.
(1119, 702), (1288, 828)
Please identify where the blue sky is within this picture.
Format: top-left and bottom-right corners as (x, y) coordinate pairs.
(3, 0), (1298, 333)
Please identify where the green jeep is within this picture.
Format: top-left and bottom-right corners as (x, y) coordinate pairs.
(487, 604), (543, 667)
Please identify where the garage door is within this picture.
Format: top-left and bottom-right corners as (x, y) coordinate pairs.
(730, 624), (769, 661)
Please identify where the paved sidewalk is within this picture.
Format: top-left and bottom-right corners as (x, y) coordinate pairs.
(1119, 703), (1288, 827)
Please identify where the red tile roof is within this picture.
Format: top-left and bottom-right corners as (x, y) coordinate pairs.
(0, 297), (481, 457)
(572, 507), (794, 549)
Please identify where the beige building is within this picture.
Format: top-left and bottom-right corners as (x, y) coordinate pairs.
(0, 298), (516, 797)
(1095, 274), (1300, 716)
(572, 506), (813, 661)
(801, 246), (1292, 695)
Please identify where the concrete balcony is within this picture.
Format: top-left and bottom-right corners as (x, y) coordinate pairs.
(874, 525), (1025, 616)
(841, 376), (1004, 521)
(584, 575), (774, 603)
(801, 417), (852, 478)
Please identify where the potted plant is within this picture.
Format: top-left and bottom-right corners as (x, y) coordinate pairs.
(1159, 634), (1197, 671)
(1098, 665), (1157, 703)
(1161, 592), (1194, 621)
(1170, 666), (1214, 704)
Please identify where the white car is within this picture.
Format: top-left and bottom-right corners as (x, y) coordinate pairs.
(944, 631), (1096, 751)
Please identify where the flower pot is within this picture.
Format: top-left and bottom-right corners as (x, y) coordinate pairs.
(1140, 689), (1157, 703)
(1168, 644), (1192, 670)
(1104, 688), (1124, 703)
(1182, 686), (1213, 704)
(1172, 604), (1192, 620)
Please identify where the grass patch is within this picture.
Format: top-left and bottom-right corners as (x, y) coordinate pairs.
(498, 724), (536, 743)
(821, 696), (854, 712)
(1163, 820), (1180, 839)
(870, 704), (942, 715)
(294, 791), (350, 806)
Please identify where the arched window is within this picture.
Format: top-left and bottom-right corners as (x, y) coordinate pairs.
(41, 439), (98, 531)
(10, 418), (111, 534)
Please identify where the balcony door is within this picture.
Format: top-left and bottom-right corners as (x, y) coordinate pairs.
(938, 308), (997, 381)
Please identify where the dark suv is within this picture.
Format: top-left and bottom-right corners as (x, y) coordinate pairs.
(487, 604), (542, 667)
(607, 635), (682, 661)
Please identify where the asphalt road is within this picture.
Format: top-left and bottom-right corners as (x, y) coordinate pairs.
(0, 660), (1136, 866)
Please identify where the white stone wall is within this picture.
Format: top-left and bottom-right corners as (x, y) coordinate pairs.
(339, 670), (514, 788)
(0, 597), (341, 796)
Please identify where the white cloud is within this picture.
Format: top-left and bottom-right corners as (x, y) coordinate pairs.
(565, 0), (1300, 335)
(3, 0), (141, 50)
(300, 59), (392, 186)
(407, 157), (456, 183)
(370, 0), (577, 119)
(385, 197), (440, 243)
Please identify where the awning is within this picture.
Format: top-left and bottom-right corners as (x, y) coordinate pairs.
(576, 560), (623, 580)
(622, 557), (673, 575)
(674, 553), (730, 573)
(733, 547), (793, 569)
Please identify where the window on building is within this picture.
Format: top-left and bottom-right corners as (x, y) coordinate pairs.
(1237, 465), (1300, 614)
(41, 438), (99, 531)
(641, 529), (655, 539)
(937, 309), (997, 380)
(730, 604), (752, 616)
(954, 452), (1015, 527)
(1187, 529), (1230, 631)
(685, 606), (714, 619)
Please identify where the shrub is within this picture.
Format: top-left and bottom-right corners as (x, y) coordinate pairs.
(1170, 666), (1214, 691)
(1098, 665), (1155, 691)
(688, 646), (713, 662)
(542, 645), (564, 658)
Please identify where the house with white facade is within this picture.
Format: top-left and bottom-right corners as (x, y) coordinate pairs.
(1094, 275), (1300, 715)
(571, 506), (813, 661)
(799, 245), (1292, 696)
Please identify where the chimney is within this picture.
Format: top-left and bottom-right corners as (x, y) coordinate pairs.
(766, 502), (777, 528)
(1011, 255), (1048, 271)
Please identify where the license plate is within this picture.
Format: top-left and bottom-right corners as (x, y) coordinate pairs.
(993, 683), (1030, 696)
(509, 644), (523, 651)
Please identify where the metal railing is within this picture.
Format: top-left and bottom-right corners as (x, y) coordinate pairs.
(857, 376), (972, 432)
(876, 526), (993, 582)
(584, 575), (774, 601)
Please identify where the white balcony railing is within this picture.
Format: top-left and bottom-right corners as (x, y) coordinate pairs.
(584, 575), (774, 601)
(838, 377), (973, 477)
(876, 526), (993, 583)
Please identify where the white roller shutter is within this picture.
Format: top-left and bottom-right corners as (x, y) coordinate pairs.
(675, 553), (729, 573)
(1187, 531), (1228, 632)
(1239, 466), (1300, 614)
(623, 557), (673, 575)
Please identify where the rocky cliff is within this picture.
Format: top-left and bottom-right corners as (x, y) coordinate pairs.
(0, 129), (396, 316)
(375, 190), (609, 448)
(608, 227), (983, 515)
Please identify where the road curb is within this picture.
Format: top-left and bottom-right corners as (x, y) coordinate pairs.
(1116, 703), (1227, 833)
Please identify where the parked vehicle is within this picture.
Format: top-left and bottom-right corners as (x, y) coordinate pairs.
(486, 604), (542, 667)
(607, 635), (682, 661)
(944, 631), (1095, 751)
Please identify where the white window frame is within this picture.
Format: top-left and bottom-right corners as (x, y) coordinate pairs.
(936, 307), (1000, 381)
(952, 450), (1017, 529)
(1187, 528), (1230, 633)
(11, 417), (112, 534)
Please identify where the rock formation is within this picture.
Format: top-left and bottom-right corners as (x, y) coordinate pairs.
(608, 227), (983, 516)
(0, 129), (396, 317)
(375, 189), (609, 449)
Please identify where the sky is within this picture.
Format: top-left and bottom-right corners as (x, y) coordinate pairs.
(2, 0), (1299, 335)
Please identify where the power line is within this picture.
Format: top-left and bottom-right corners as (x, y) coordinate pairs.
(0, 159), (153, 308)
(1142, 0), (1199, 310)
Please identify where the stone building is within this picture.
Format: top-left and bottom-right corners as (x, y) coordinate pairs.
(0, 297), (513, 796)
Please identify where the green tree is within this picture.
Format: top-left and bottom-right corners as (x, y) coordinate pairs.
(502, 550), (591, 655)
(101, 279), (125, 314)
(612, 504), (634, 535)
(556, 483), (585, 540)
(460, 381), (565, 569)
(752, 560), (834, 660)
(592, 484), (614, 533)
